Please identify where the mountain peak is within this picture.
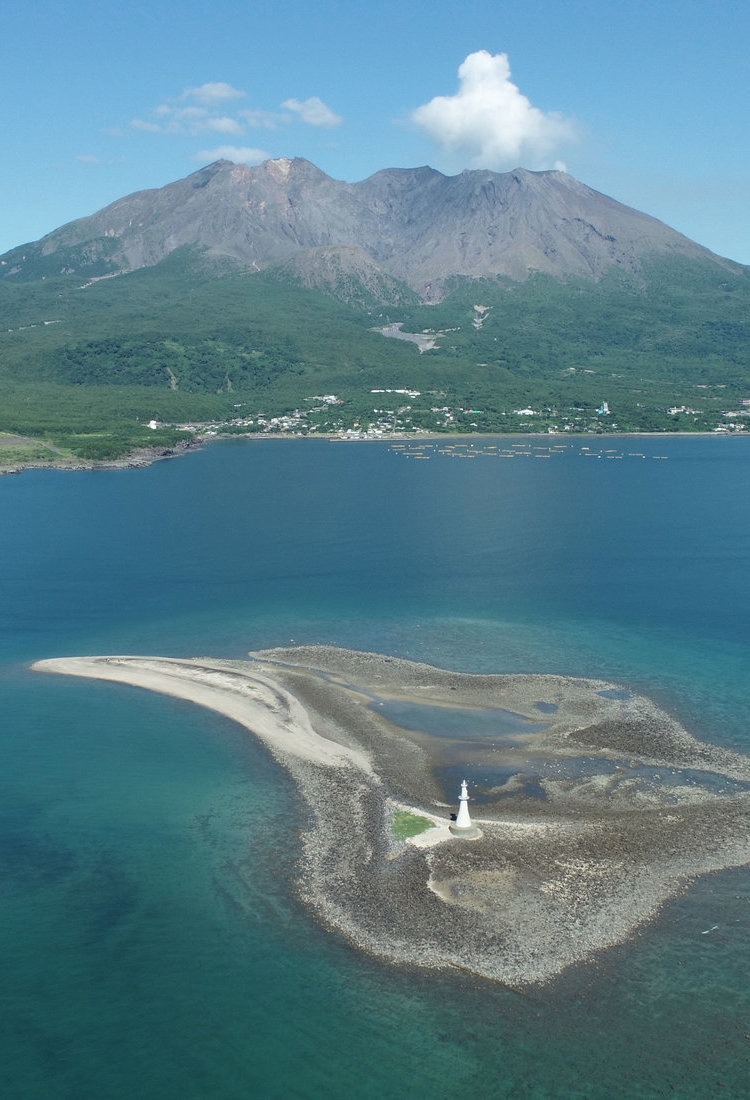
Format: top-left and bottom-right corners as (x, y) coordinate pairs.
(1, 157), (741, 295)
(265, 156), (294, 181)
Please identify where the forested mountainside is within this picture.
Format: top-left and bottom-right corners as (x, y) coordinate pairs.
(2, 158), (748, 460)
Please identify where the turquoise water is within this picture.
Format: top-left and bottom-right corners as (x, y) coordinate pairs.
(2, 436), (749, 1097)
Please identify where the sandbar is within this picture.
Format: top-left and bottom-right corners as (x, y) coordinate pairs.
(32, 647), (750, 986)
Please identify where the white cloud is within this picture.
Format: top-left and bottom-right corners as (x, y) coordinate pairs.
(131, 118), (162, 133)
(185, 82), (246, 105)
(132, 105), (244, 137)
(240, 107), (289, 130)
(281, 96), (342, 128)
(76, 154), (100, 164)
(132, 84), (248, 136)
(203, 116), (245, 135)
(194, 145), (269, 165)
(126, 81), (338, 162)
(157, 105), (208, 121)
(411, 50), (577, 170)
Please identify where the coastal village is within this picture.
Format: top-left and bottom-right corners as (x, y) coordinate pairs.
(155, 386), (750, 442)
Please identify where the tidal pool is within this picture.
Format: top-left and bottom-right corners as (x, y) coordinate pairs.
(369, 698), (547, 742)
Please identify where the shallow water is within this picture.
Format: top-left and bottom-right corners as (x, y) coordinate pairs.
(2, 435), (750, 1097)
(370, 697), (547, 740)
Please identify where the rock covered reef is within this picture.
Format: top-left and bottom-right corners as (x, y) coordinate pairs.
(35, 646), (750, 986)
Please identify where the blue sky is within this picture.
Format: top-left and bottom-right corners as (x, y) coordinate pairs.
(3, 0), (749, 262)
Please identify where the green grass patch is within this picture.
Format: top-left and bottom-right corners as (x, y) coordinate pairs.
(390, 810), (434, 841)
(0, 434), (73, 466)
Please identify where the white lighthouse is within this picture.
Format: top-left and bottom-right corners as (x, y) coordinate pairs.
(449, 778), (482, 839)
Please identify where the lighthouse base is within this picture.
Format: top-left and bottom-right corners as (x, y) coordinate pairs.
(449, 823), (483, 840)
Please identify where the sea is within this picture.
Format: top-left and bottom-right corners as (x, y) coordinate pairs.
(1, 435), (749, 1098)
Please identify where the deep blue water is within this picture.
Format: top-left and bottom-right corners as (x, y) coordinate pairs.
(2, 435), (749, 1098)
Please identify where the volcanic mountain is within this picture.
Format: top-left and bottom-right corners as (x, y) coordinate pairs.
(2, 157), (748, 454)
(2, 157), (739, 301)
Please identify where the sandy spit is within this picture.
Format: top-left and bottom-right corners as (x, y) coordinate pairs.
(31, 649), (750, 988)
(32, 656), (371, 772)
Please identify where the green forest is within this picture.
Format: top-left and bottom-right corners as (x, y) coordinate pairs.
(1, 245), (748, 458)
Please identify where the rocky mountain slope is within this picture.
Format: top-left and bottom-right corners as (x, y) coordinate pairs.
(2, 158), (748, 456)
(2, 158), (739, 300)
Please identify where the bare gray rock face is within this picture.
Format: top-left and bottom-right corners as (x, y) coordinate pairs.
(7, 157), (739, 299)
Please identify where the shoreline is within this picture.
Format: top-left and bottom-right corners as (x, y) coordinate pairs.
(32, 647), (750, 987)
(0, 439), (199, 478)
(31, 655), (370, 771)
(2, 428), (745, 477)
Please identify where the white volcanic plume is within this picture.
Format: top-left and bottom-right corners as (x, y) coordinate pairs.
(412, 50), (577, 170)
